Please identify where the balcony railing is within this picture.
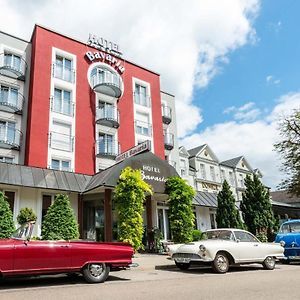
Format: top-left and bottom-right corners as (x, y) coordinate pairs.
(52, 63), (75, 83)
(49, 132), (74, 152)
(162, 105), (172, 124)
(134, 92), (151, 107)
(96, 106), (119, 128)
(90, 69), (122, 98)
(0, 124), (22, 150)
(50, 97), (74, 117)
(0, 90), (24, 114)
(164, 133), (174, 150)
(0, 53), (27, 80)
(135, 120), (152, 137)
(96, 138), (119, 158)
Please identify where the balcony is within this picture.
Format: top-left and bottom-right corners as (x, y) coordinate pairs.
(164, 133), (174, 150)
(96, 106), (119, 128)
(96, 138), (119, 159)
(50, 97), (74, 117)
(134, 93), (151, 107)
(162, 105), (172, 124)
(0, 90), (24, 114)
(135, 120), (152, 137)
(0, 125), (22, 150)
(0, 53), (27, 80)
(52, 63), (75, 83)
(90, 69), (122, 98)
(49, 132), (74, 152)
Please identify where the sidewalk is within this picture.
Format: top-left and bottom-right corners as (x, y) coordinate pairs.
(131, 253), (173, 271)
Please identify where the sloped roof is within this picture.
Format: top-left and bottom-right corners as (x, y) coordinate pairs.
(0, 162), (92, 192)
(220, 156), (243, 168)
(187, 144), (206, 158)
(271, 190), (300, 204)
(193, 191), (218, 208)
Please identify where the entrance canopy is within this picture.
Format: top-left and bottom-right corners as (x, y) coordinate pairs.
(85, 151), (178, 194)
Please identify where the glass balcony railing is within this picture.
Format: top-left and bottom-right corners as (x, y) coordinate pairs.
(134, 93), (151, 107)
(50, 97), (74, 117)
(96, 106), (119, 128)
(90, 69), (122, 98)
(0, 90), (24, 114)
(0, 124), (22, 150)
(52, 63), (75, 83)
(96, 138), (119, 158)
(162, 105), (172, 124)
(164, 133), (174, 150)
(0, 53), (27, 80)
(49, 132), (74, 152)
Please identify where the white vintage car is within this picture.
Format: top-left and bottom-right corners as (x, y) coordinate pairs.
(167, 229), (285, 273)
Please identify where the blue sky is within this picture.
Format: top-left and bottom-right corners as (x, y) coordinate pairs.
(0, 0), (299, 189)
(197, 0), (300, 129)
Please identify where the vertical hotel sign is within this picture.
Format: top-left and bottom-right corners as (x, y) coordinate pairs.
(85, 34), (125, 74)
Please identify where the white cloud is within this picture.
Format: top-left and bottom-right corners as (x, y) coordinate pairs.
(181, 92), (300, 189)
(0, 0), (260, 137)
(266, 75), (280, 85)
(224, 102), (261, 122)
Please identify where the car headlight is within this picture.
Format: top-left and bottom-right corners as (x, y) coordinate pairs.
(199, 245), (206, 252)
(280, 240), (285, 247)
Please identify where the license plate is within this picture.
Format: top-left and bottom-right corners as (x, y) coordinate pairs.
(175, 257), (190, 263)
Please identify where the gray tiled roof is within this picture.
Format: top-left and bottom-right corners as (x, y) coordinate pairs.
(193, 191), (218, 208)
(187, 144), (206, 158)
(220, 156), (243, 168)
(271, 190), (300, 204)
(0, 162), (92, 192)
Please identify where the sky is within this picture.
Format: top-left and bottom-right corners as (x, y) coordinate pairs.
(0, 0), (299, 189)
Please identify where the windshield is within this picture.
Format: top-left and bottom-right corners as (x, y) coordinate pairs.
(201, 230), (234, 241)
(279, 222), (300, 233)
(11, 223), (33, 240)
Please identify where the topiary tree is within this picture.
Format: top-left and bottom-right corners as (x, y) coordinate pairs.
(114, 167), (152, 251)
(41, 194), (79, 240)
(0, 191), (15, 238)
(17, 207), (37, 225)
(216, 180), (244, 229)
(165, 176), (195, 243)
(240, 174), (276, 241)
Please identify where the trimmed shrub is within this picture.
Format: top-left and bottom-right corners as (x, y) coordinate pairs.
(0, 191), (15, 238)
(17, 207), (37, 225)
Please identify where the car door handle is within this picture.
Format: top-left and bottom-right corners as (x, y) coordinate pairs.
(254, 244), (259, 247)
(60, 245), (69, 248)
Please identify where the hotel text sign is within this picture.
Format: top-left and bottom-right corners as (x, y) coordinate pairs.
(115, 141), (151, 162)
(87, 34), (122, 57)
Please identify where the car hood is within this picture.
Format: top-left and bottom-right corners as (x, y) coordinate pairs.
(275, 233), (300, 248)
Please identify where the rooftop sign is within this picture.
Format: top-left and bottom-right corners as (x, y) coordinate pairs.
(115, 141), (151, 163)
(87, 34), (122, 57)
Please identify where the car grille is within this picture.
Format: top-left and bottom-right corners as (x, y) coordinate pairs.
(172, 253), (201, 260)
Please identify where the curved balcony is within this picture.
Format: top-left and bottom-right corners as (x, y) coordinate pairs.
(0, 90), (24, 114)
(96, 138), (119, 159)
(90, 69), (122, 98)
(162, 105), (172, 124)
(164, 133), (174, 150)
(0, 125), (22, 150)
(96, 106), (119, 128)
(0, 53), (27, 80)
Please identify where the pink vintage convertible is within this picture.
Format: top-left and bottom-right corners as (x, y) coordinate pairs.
(0, 223), (134, 283)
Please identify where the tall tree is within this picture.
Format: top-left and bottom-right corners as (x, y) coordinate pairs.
(216, 180), (244, 229)
(41, 194), (79, 240)
(0, 191), (15, 239)
(165, 176), (195, 243)
(274, 109), (300, 195)
(240, 174), (276, 239)
(114, 167), (152, 251)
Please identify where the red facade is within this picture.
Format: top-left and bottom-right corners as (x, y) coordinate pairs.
(25, 26), (165, 175)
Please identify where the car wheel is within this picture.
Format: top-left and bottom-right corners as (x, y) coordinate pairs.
(82, 263), (110, 283)
(212, 253), (229, 273)
(175, 261), (190, 270)
(262, 256), (276, 270)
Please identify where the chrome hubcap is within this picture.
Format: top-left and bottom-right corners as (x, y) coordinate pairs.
(266, 257), (275, 267)
(216, 255), (227, 271)
(89, 264), (104, 278)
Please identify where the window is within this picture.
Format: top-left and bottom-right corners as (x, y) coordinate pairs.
(51, 158), (71, 171)
(50, 122), (73, 152)
(210, 166), (216, 182)
(4, 53), (21, 71)
(98, 133), (114, 154)
(220, 169), (225, 183)
(200, 164), (206, 179)
(239, 174), (244, 188)
(234, 231), (258, 242)
(135, 112), (151, 136)
(229, 171), (235, 186)
(134, 83), (148, 106)
(180, 159), (186, 176)
(210, 212), (216, 229)
(0, 85), (18, 106)
(0, 156), (13, 163)
(54, 55), (73, 82)
(53, 88), (72, 116)
(4, 191), (15, 213)
(98, 101), (115, 119)
(42, 195), (52, 222)
(0, 120), (16, 144)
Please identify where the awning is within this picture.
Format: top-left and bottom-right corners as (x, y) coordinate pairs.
(193, 191), (218, 208)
